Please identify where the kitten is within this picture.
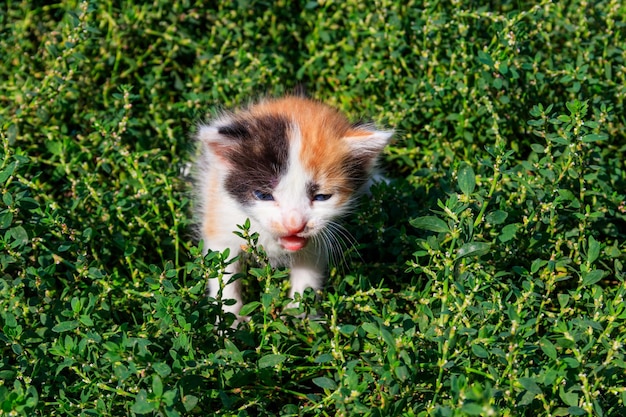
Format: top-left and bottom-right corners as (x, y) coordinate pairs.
(194, 96), (391, 318)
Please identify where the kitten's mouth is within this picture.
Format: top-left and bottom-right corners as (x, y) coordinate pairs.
(279, 235), (308, 251)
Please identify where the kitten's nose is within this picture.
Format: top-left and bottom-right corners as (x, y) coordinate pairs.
(284, 211), (306, 235)
(286, 224), (306, 235)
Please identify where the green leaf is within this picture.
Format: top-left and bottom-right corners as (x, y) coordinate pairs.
(55, 359), (74, 376)
(581, 133), (608, 142)
(409, 216), (450, 233)
(153, 362), (172, 378)
(587, 235), (600, 264)
(314, 353), (334, 364)
(339, 324), (357, 336)
(52, 321), (79, 333)
(3, 192), (13, 206)
(471, 344), (489, 358)
(238, 301), (261, 316)
(46, 141), (63, 156)
(519, 390), (536, 406)
(567, 407), (587, 416)
(258, 354), (286, 369)
(557, 188), (576, 202)
(519, 377), (542, 395)
(0, 211), (13, 229)
(560, 386), (579, 407)
(25, 386), (38, 408)
(223, 339), (242, 362)
(582, 269), (604, 286)
(4, 312), (17, 327)
(71, 297), (81, 313)
(530, 142), (545, 152)
(78, 315), (93, 327)
(0, 161), (16, 183)
(88, 267), (104, 279)
(563, 357), (580, 368)
(182, 394), (199, 412)
(394, 365), (409, 381)
(531, 259), (547, 274)
(485, 210), (508, 225)
(361, 322), (379, 337)
(380, 328), (396, 349)
(548, 135), (570, 145)
(477, 50), (493, 67)
(131, 390), (155, 414)
(456, 242), (491, 260)
(162, 389), (177, 407)
(152, 375), (163, 398)
(9, 226), (29, 247)
(499, 224), (518, 242)
(458, 163), (476, 195)
(566, 100), (584, 114)
(539, 337), (557, 360)
(312, 377), (337, 390)
(528, 119), (545, 128)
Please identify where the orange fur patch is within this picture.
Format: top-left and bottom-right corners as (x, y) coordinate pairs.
(250, 97), (368, 198)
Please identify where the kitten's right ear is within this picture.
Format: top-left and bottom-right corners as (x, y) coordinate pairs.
(198, 116), (250, 141)
(197, 124), (221, 148)
(196, 123), (237, 161)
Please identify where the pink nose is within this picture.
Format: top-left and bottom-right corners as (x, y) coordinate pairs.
(285, 223), (305, 235)
(284, 211), (306, 235)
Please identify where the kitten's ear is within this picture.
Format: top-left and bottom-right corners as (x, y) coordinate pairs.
(342, 127), (393, 157)
(196, 124), (218, 142)
(196, 122), (241, 160)
(197, 124), (223, 154)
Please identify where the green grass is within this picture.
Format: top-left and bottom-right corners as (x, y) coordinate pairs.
(1, 1), (626, 416)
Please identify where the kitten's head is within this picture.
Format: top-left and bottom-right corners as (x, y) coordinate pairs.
(197, 96), (392, 252)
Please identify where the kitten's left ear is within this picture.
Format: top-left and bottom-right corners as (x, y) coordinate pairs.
(342, 127), (393, 157)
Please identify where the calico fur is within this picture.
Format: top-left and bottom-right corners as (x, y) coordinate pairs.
(194, 96), (392, 318)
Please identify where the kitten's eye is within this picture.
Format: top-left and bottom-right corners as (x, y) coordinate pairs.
(313, 194), (332, 202)
(253, 190), (274, 201)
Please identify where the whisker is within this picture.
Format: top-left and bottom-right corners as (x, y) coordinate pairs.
(319, 221), (361, 274)
(318, 229), (340, 274)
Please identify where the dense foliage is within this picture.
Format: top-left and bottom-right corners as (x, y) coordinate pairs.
(1, 1), (625, 416)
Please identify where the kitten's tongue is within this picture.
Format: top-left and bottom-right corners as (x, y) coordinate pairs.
(280, 235), (308, 251)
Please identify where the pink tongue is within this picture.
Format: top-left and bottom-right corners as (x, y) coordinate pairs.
(280, 235), (308, 251)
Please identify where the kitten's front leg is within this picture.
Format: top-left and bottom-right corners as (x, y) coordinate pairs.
(288, 248), (326, 309)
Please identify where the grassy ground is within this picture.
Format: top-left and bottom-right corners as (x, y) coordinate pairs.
(1, 1), (626, 416)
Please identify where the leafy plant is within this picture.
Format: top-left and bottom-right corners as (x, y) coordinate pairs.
(1, 1), (625, 416)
